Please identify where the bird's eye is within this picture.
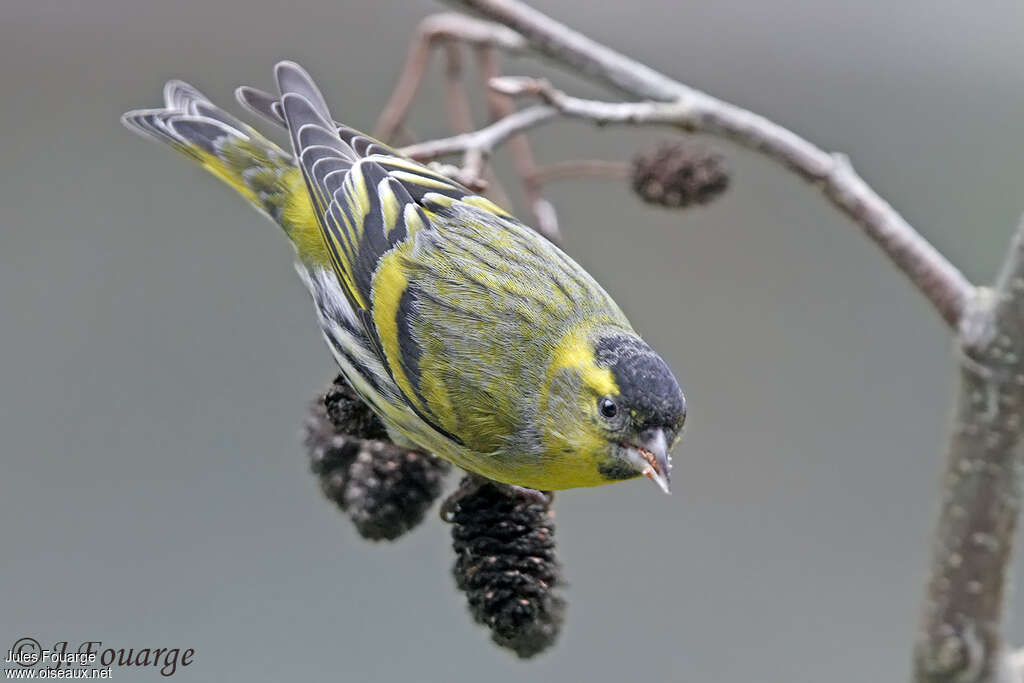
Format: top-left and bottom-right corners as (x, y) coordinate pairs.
(598, 397), (619, 419)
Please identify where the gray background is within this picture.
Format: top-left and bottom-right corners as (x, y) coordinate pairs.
(3, 0), (1024, 681)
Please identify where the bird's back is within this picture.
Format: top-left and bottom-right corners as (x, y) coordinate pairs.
(389, 198), (631, 455)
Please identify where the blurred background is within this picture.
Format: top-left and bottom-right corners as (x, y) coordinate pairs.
(3, 1), (1024, 680)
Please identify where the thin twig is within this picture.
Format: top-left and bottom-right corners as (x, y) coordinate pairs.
(374, 32), (432, 142)
(475, 46), (560, 242)
(374, 13), (527, 142)
(443, 43), (475, 135)
(528, 159), (629, 185)
(440, 43), (514, 208)
(466, 47), (513, 209)
(399, 104), (557, 162)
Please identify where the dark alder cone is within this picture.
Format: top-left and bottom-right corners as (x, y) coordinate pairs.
(304, 374), (450, 541)
(631, 140), (729, 208)
(321, 376), (388, 441)
(449, 478), (565, 658)
(343, 440), (451, 540)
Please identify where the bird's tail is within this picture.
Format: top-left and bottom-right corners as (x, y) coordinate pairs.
(121, 81), (320, 253)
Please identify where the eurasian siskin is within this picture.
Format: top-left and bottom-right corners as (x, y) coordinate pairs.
(122, 62), (685, 493)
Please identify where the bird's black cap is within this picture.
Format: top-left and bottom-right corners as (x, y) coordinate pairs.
(594, 332), (686, 433)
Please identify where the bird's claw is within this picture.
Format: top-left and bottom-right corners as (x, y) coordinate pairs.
(439, 475), (488, 522)
(502, 485), (553, 507)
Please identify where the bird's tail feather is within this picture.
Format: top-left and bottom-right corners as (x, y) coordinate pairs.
(121, 80), (307, 228)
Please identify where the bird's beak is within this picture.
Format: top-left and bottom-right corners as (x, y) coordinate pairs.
(633, 428), (672, 495)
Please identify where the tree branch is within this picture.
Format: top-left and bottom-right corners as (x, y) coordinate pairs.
(399, 104), (556, 164)
(915, 220), (1024, 683)
(447, 0), (687, 101)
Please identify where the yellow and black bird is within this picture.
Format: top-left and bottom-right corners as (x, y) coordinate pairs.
(122, 62), (685, 493)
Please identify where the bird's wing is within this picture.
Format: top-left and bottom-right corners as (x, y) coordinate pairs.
(273, 62), (508, 308)
(273, 62), (518, 443)
(273, 62), (624, 453)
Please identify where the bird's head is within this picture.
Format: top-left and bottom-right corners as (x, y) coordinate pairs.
(540, 324), (686, 493)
